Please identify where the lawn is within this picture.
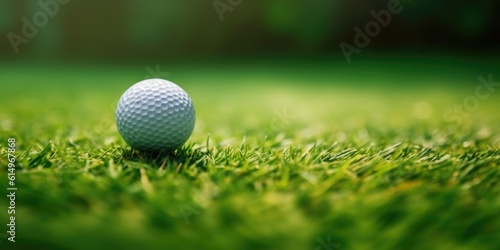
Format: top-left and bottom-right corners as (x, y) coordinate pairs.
(0, 58), (499, 250)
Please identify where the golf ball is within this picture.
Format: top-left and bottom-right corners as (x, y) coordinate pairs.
(116, 79), (195, 151)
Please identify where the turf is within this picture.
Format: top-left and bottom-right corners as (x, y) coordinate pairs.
(0, 59), (499, 250)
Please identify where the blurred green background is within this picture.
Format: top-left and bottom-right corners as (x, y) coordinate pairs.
(1, 0), (499, 62)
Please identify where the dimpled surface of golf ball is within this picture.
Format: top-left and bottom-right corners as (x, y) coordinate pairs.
(116, 79), (195, 151)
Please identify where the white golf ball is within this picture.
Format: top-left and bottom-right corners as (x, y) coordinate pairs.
(116, 79), (195, 151)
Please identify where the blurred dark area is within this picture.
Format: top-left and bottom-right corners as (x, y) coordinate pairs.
(0, 0), (499, 63)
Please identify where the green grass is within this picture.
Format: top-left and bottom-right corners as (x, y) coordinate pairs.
(0, 59), (499, 250)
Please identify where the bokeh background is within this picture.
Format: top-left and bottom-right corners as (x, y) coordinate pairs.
(1, 0), (499, 63)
